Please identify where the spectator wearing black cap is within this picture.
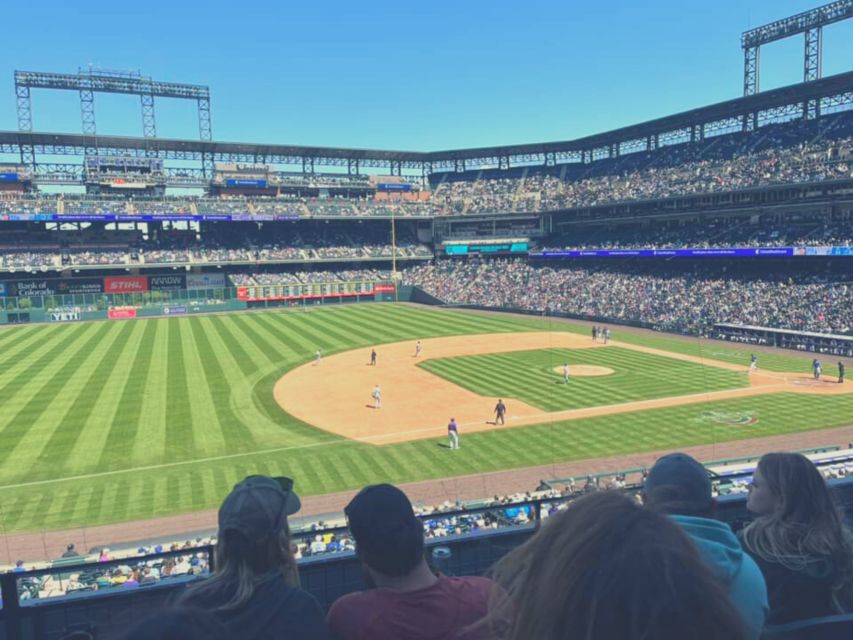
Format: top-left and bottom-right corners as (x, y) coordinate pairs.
(328, 484), (493, 640)
(180, 475), (328, 640)
(643, 453), (768, 639)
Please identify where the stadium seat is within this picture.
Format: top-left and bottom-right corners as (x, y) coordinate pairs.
(762, 614), (853, 639)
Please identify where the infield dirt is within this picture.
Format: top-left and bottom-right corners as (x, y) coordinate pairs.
(275, 332), (849, 445)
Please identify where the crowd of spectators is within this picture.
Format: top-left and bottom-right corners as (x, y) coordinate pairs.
(1, 115), (852, 228)
(39, 449), (852, 640)
(402, 259), (852, 335)
(0, 239), (431, 270)
(542, 217), (853, 251)
(0, 250), (59, 269)
(432, 119), (853, 214)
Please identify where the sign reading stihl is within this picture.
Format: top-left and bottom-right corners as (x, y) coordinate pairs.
(104, 276), (149, 293)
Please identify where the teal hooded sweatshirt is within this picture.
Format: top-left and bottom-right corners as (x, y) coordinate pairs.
(672, 515), (769, 639)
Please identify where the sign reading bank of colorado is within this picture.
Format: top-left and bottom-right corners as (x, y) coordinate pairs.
(104, 276), (149, 293)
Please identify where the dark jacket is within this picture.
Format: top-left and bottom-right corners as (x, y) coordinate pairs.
(187, 572), (329, 640)
(746, 552), (840, 625)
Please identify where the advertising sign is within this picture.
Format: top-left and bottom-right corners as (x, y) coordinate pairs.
(225, 179), (267, 188)
(149, 274), (186, 291)
(104, 276), (149, 293)
(163, 306), (188, 316)
(186, 273), (227, 289)
(50, 311), (80, 322)
(530, 247), (810, 259)
(55, 278), (103, 295)
(108, 308), (138, 319)
(373, 283), (396, 293)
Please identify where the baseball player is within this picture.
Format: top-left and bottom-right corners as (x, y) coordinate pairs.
(447, 418), (459, 450)
(604, 327), (611, 343)
(749, 354), (758, 372)
(591, 326), (597, 342)
(839, 361), (845, 384)
(371, 384), (382, 409)
(494, 399), (506, 425)
(370, 349), (377, 366)
(415, 340), (422, 358)
(315, 349), (322, 365)
(815, 359), (822, 380)
(563, 363), (570, 384)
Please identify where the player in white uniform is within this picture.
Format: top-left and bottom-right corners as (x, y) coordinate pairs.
(415, 341), (422, 358)
(315, 349), (322, 365)
(563, 363), (570, 384)
(372, 384), (382, 409)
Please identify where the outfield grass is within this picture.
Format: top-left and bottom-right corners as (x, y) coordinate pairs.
(0, 304), (849, 534)
(418, 347), (748, 411)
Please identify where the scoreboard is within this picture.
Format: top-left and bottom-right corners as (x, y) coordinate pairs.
(444, 242), (529, 256)
(236, 280), (393, 302)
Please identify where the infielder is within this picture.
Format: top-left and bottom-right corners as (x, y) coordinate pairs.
(372, 384), (382, 409)
(315, 349), (322, 365)
(563, 363), (570, 384)
(447, 418), (459, 450)
(370, 349), (377, 366)
(749, 354), (758, 372)
(415, 340), (422, 358)
(494, 399), (506, 425)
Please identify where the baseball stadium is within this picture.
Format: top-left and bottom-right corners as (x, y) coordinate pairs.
(0, 2), (852, 639)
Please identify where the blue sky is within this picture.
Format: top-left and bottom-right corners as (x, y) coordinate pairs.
(0, 0), (851, 151)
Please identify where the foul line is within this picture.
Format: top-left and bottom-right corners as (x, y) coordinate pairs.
(0, 376), (835, 491)
(0, 438), (347, 492)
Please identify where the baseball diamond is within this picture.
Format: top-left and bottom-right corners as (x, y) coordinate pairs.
(0, 303), (849, 534)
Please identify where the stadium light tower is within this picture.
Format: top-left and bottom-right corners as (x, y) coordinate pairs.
(14, 68), (213, 164)
(741, 1), (853, 97)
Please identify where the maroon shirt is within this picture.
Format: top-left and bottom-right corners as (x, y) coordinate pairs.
(328, 575), (493, 640)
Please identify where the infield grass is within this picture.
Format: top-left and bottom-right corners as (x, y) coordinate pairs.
(0, 304), (849, 534)
(418, 347), (748, 411)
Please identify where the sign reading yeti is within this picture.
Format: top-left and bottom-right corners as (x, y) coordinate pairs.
(104, 276), (149, 293)
(149, 274), (186, 291)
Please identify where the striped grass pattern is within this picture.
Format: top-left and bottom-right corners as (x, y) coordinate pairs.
(0, 304), (848, 533)
(418, 347), (747, 411)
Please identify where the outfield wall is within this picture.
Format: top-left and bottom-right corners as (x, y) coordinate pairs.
(0, 281), (410, 326)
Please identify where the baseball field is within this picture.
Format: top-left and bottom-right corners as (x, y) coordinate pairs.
(0, 302), (850, 534)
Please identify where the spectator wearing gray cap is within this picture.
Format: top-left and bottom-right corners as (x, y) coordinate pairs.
(328, 483), (493, 640)
(643, 453), (768, 639)
(180, 475), (328, 640)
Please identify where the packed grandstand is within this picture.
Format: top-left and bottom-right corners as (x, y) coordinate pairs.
(1, 7), (853, 639)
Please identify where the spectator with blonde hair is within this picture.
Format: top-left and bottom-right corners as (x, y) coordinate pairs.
(180, 475), (328, 640)
(741, 452), (853, 624)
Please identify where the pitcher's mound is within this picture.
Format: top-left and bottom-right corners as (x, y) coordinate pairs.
(552, 365), (614, 377)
